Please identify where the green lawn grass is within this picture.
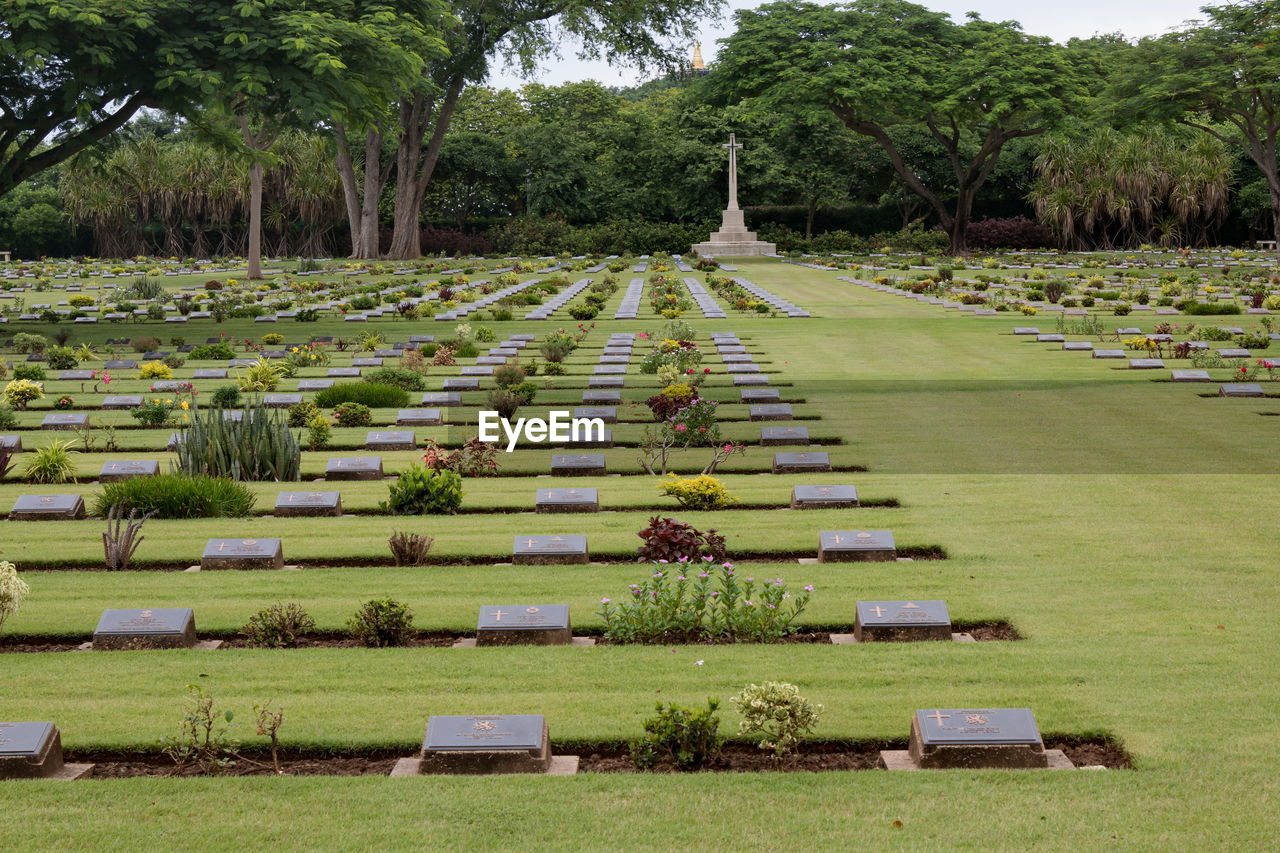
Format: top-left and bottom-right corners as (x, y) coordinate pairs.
(0, 257), (1276, 851)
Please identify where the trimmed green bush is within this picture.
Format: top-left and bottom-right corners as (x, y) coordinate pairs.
(363, 368), (427, 392)
(383, 465), (462, 515)
(314, 383), (409, 409)
(94, 473), (256, 519)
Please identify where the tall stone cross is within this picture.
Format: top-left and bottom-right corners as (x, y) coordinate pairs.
(723, 133), (743, 211)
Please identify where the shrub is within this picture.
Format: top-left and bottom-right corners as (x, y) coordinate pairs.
(383, 465), (462, 515)
(235, 358), (285, 392)
(646, 384), (698, 421)
(629, 700), (722, 771)
(474, 326), (496, 342)
(600, 560), (811, 644)
(176, 404), (301, 481)
(13, 333), (49, 354)
(636, 516), (726, 563)
(657, 474), (735, 510)
(24, 439), (77, 483)
(138, 360), (172, 380)
(493, 362), (526, 388)
(1199, 326), (1235, 341)
(3, 379), (44, 410)
(543, 361), (565, 376)
(53, 395), (74, 410)
(131, 336), (162, 353)
(287, 401), (321, 427)
(568, 303), (599, 320)
(388, 530), (434, 566)
(1113, 303), (1132, 316)
(46, 347), (78, 370)
(1182, 302), (1242, 315)
(210, 385), (241, 408)
(306, 413), (332, 450)
(241, 602), (315, 648)
(0, 407), (17, 430)
(347, 598), (415, 647)
(132, 397), (185, 427)
(190, 342), (235, 360)
(730, 682), (823, 759)
(430, 345), (456, 366)
(1239, 334), (1271, 350)
(161, 684), (237, 775)
(11, 364), (45, 382)
(1042, 280), (1067, 303)
(333, 402), (372, 427)
(314, 383), (410, 409)
(261, 333), (284, 346)
(363, 367), (427, 391)
(0, 561), (29, 632)
(964, 216), (1050, 250)
(420, 438), (499, 477)
(94, 473), (256, 519)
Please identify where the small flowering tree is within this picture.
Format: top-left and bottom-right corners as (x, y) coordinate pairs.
(599, 559), (812, 644)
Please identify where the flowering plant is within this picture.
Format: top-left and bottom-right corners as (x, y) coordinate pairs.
(599, 559), (812, 644)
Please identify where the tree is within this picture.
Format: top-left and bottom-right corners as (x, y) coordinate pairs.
(338, 0), (722, 259)
(713, 0), (1083, 253)
(182, 0), (446, 277)
(1111, 0), (1280, 258)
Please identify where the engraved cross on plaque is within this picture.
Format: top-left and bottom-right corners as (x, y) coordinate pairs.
(869, 605), (886, 617)
(927, 710), (951, 725)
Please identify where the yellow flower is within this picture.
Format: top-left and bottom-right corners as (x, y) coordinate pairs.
(180, 401), (189, 411)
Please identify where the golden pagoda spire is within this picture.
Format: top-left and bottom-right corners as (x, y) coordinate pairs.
(692, 41), (705, 71)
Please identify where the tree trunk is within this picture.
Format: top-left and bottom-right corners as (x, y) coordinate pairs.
(805, 194), (816, 240)
(247, 161), (263, 279)
(949, 187), (974, 255)
(335, 130), (363, 257)
(359, 131), (383, 259)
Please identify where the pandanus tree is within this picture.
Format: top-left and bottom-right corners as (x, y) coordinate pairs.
(1028, 128), (1234, 249)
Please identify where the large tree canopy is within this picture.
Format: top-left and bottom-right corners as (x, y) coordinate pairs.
(339, 0), (724, 259)
(713, 0), (1084, 253)
(1110, 0), (1280, 257)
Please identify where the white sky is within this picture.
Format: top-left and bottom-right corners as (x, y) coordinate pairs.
(486, 0), (1209, 89)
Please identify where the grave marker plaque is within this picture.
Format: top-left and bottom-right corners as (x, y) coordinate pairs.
(397, 408), (443, 426)
(58, 370), (93, 381)
(772, 451), (831, 474)
(741, 388), (781, 403)
(1220, 383), (1264, 397)
(41, 413), (88, 430)
(325, 457), (384, 481)
(475, 605), (571, 646)
(535, 488), (600, 513)
(1129, 358), (1165, 369)
(901, 708), (1050, 769)
(443, 378), (480, 391)
(100, 395), (143, 410)
(262, 394), (302, 408)
(200, 538), (284, 570)
(92, 608), (197, 650)
(297, 379), (334, 391)
(572, 406), (617, 423)
(749, 404), (793, 421)
(9, 494), (85, 521)
(550, 454), (606, 476)
(0, 722), (68, 779)
(790, 485), (858, 510)
(365, 431), (416, 451)
(1171, 370), (1211, 382)
(760, 426), (809, 446)
(818, 530), (896, 562)
(419, 715), (550, 774)
(99, 459), (159, 482)
(512, 534), (589, 565)
(854, 600), (951, 642)
(581, 390), (622, 404)
(421, 392), (463, 407)
(274, 491), (342, 517)
(192, 369), (228, 379)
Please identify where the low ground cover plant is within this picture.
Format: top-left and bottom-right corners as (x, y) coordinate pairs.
(95, 474), (256, 519)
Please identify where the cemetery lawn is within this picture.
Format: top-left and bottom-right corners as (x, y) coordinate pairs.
(1, 259), (1277, 850)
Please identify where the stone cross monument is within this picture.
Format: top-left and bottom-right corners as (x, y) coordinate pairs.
(692, 133), (776, 257)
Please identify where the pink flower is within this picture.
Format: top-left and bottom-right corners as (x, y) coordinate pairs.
(600, 598), (611, 604)
(675, 423), (687, 432)
(803, 585), (814, 592)
(703, 368), (710, 373)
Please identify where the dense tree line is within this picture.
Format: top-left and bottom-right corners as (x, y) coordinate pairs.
(4, 0), (1280, 261)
